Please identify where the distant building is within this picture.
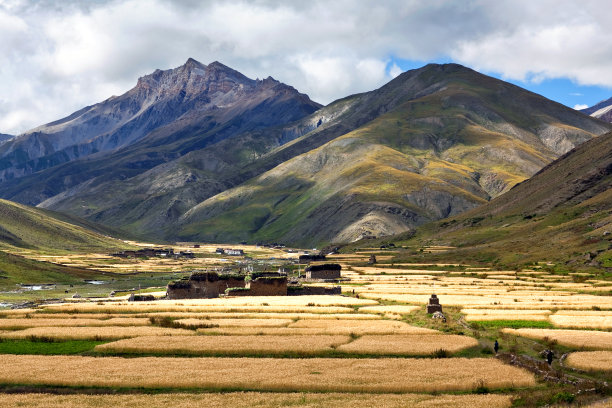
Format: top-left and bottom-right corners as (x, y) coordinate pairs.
(305, 264), (341, 280)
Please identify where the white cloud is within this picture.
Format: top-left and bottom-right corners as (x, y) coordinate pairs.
(389, 63), (403, 79)
(1, 0), (612, 134)
(573, 104), (589, 110)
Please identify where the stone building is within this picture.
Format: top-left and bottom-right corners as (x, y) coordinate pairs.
(305, 264), (341, 280)
(166, 272), (246, 299)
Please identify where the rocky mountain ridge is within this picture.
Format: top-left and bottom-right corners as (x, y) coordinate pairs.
(0, 59), (320, 182)
(581, 96), (612, 123)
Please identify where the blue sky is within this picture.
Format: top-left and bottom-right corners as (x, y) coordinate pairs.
(1, 1), (612, 134)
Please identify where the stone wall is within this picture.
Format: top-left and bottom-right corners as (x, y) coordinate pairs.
(249, 276), (287, 296)
(288, 285), (341, 296)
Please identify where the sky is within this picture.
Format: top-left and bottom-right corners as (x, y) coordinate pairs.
(1, 0), (612, 135)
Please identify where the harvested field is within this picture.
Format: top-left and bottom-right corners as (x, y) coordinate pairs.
(549, 313), (612, 329)
(95, 335), (350, 355)
(0, 326), (194, 340)
(175, 318), (292, 328)
(0, 355), (535, 392)
(287, 319), (439, 335)
(565, 351), (612, 372)
(0, 392), (513, 408)
(337, 334), (478, 355)
(502, 329), (612, 349)
(0, 318), (150, 329)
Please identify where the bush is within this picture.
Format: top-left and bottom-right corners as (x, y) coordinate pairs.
(550, 391), (575, 404)
(432, 348), (448, 358)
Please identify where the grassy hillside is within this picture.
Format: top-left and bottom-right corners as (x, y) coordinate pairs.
(0, 199), (128, 253)
(173, 64), (611, 247)
(371, 131), (612, 269)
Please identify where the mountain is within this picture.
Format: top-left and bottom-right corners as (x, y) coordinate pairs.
(0, 58), (320, 184)
(384, 131), (612, 268)
(581, 96), (612, 123)
(171, 64), (611, 246)
(0, 134), (13, 144)
(2, 63), (610, 246)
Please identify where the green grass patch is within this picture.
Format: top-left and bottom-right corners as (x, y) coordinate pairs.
(472, 320), (554, 329)
(0, 339), (105, 355)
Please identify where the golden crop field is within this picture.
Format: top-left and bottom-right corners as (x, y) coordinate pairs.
(0, 326), (194, 340)
(502, 329), (612, 350)
(42, 303), (357, 314)
(336, 334), (478, 355)
(287, 319), (439, 335)
(175, 318), (293, 327)
(358, 305), (420, 315)
(549, 313), (612, 329)
(462, 309), (551, 322)
(0, 317), (150, 329)
(95, 335), (350, 355)
(0, 355), (535, 392)
(565, 351), (612, 372)
(0, 392), (513, 408)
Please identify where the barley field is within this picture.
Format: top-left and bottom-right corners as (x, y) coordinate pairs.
(0, 392), (513, 408)
(565, 351), (612, 372)
(287, 319), (439, 335)
(0, 317), (150, 329)
(0, 326), (194, 340)
(336, 334), (478, 355)
(0, 355), (535, 392)
(95, 334), (350, 355)
(174, 318), (293, 327)
(502, 329), (612, 349)
(549, 312), (612, 329)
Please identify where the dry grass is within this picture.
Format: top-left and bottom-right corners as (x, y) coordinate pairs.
(0, 326), (194, 340)
(0, 318), (150, 329)
(175, 318), (292, 328)
(337, 334), (478, 355)
(95, 335), (350, 355)
(502, 329), (612, 350)
(0, 355), (535, 392)
(287, 319), (439, 335)
(0, 392), (513, 407)
(550, 313), (612, 329)
(565, 351), (612, 372)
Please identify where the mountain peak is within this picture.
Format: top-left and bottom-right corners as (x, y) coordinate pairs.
(183, 57), (205, 70)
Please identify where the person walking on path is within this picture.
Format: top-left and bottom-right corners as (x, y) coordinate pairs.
(494, 340), (499, 354)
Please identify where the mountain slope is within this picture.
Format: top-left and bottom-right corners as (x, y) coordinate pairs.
(0, 134), (12, 144)
(0, 199), (127, 253)
(172, 64), (611, 246)
(581, 96), (612, 123)
(387, 131), (612, 267)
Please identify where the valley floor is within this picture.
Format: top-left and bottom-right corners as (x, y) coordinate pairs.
(0, 244), (611, 407)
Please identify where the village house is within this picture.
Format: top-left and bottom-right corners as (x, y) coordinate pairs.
(304, 263), (342, 280)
